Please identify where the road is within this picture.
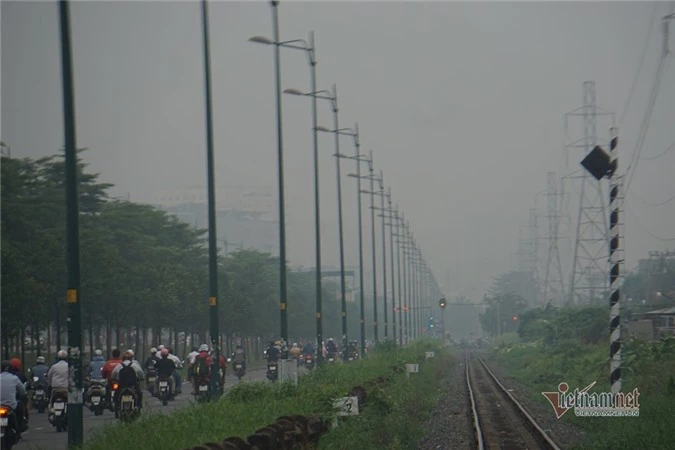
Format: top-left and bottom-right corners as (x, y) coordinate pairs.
(15, 368), (269, 450)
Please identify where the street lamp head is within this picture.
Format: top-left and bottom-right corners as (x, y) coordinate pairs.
(249, 35), (274, 45)
(283, 88), (305, 96)
(316, 125), (332, 133)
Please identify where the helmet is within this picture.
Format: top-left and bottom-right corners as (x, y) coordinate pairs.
(126, 349), (134, 358)
(123, 350), (134, 360)
(328, 338), (334, 342)
(292, 343), (298, 347)
(94, 349), (103, 356)
(161, 348), (169, 357)
(158, 345), (165, 350)
(9, 358), (22, 371)
(150, 347), (157, 354)
(36, 356), (46, 364)
(274, 340), (281, 346)
(57, 350), (68, 360)
(199, 344), (209, 352)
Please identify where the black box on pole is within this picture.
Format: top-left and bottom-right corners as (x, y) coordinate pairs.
(581, 145), (611, 181)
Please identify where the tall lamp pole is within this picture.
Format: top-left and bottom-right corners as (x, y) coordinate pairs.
(201, 0), (221, 397)
(58, 0), (83, 444)
(324, 124), (368, 358)
(353, 158), (383, 345)
(269, 31), (324, 363)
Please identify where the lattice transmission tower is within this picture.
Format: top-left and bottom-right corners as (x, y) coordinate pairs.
(542, 171), (566, 305)
(564, 81), (615, 305)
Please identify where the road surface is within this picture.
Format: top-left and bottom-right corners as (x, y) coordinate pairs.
(15, 368), (269, 450)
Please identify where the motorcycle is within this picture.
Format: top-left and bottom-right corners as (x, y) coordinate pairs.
(194, 378), (210, 403)
(327, 352), (337, 363)
(48, 391), (68, 433)
(117, 386), (140, 422)
(266, 360), (278, 382)
(30, 377), (48, 414)
(0, 405), (20, 450)
(146, 368), (157, 397)
(157, 376), (171, 406)
(87, 379), (107, 416)
(108, 382), (118, 413)
(304, 354), (314, 370)
(233, 361), (245, 381)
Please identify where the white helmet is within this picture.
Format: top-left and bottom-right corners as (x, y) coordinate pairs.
(94, 349), (103, 356)
(158, 345), (165, 350)
(57, 350), (68, 360)
(150, 347), (157, 353)
(126, 349), (134, 357)
(36, 356), (46, 364)
(199, 344), (209, 352)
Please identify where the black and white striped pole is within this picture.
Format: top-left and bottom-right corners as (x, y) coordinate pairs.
(609, 127), (621, 395)
(579, 127), (622, 395)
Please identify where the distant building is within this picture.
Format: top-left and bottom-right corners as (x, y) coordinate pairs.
(152, 186), (278, 255)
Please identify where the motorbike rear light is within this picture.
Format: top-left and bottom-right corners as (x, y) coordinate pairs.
(112, 383), (119, 390)
(0, 406), (9, 416)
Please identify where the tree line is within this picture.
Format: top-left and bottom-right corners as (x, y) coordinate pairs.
(1, 151), (377, 363)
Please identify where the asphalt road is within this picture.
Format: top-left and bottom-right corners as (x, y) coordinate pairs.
(15, 368), (269, 450)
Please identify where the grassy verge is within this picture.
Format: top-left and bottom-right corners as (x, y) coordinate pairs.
(83, 339), (453, 450)
(490, 334), (675, 450)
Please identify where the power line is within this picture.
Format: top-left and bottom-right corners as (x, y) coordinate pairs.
(624, 4), (675, 196)
(619, 2), (660, 128)
(640, 141), (675, 160)
(636, 192), (675, 206)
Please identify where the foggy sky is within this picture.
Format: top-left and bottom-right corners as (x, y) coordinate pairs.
(2, 1), (674, 301)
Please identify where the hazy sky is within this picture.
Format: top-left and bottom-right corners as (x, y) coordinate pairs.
(2, 1), (674, 301)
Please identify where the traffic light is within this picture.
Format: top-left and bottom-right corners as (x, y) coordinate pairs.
(439, 297), (447, 308)
(429, 317), (434, 328)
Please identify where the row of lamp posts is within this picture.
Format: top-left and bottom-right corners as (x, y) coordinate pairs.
(250, 0), (446, 360)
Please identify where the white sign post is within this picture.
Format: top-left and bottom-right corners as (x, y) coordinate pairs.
(333, 396), (359, 416)
(406, 363), (419, 378)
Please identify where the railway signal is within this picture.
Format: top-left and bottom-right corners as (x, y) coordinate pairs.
(439, 297), (447, 308)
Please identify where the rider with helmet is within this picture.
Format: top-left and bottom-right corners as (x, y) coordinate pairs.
(155, 348), (176, 396)
(29, 356), (49, 386)
(111, 350), (144, 410)
(0, 360), (28, 436)
(289, 343), (301, 359)
(87, 350), (106, 381)
(46, 350), (69, 422)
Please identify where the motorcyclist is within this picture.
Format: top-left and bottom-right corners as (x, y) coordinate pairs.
(0, 360), (28, 436)
(46, 350), (69, 423)
(279, 339), (289, 359)
(145, 348), (158, 372)
(155, 348), (176, 397)
(231, 345), (246, 373)
(289, 343), (301, 359)
(111, 350), (144, 410)
(186, 346), (199, 383)
(167, 348), (183, 394)
(101, 349), (123, 403)
(266, 341), (280, 363)
(302, 341), (315, 356)
(9, 358), (27, 384)
(191, 345), (211, 395)
(87, 350), (106, 381)
(326, 338), (338, 359)
(29, 356), (49, 387)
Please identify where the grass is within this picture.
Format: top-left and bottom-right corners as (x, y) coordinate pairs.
(490, 336), (675, 450)
(82, 338), (454, 450)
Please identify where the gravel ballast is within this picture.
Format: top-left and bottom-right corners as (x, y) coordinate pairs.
(417, 357), (473, 450)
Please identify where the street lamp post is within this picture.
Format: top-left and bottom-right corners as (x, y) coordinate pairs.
(248, 0), (289, 342)
(269, 31), (324, 363)
(321, 124), (368, 358)
(353, 158), (382, 345)
(58, 0), (83, 444)
(201, 0), (222, 399)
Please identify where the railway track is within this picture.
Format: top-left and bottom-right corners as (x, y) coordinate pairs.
(465, 352), (562, 450)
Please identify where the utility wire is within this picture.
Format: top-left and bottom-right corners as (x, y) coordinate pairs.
(640, 141), (675, 160)
(624, 3), (675, 195)
(625, 201), (675, 241)
(619, 2), (660, 129)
